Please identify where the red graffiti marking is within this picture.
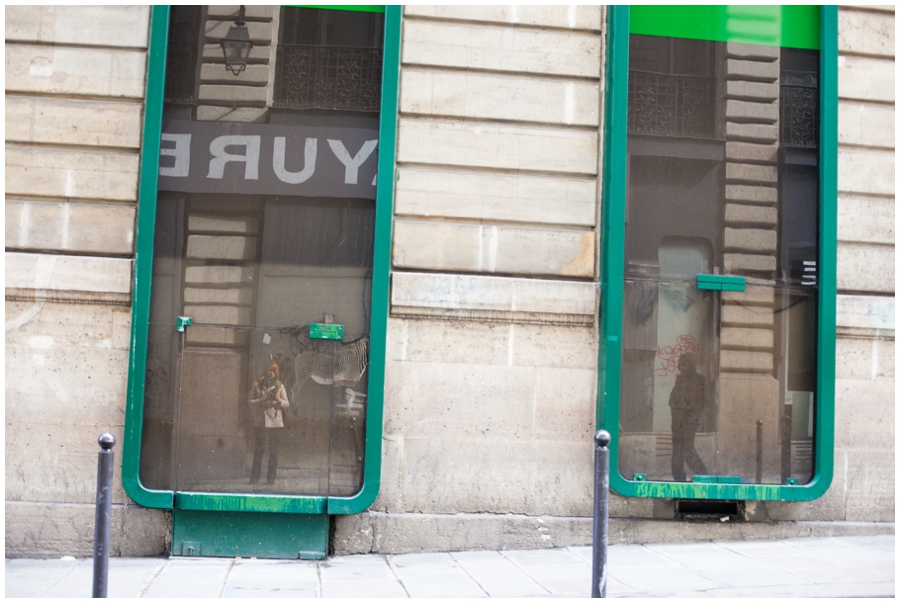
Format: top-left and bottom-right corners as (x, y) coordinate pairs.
(656, 334), (703, 377)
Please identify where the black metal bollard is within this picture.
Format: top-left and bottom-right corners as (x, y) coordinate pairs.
(93, 433), (115, 598)
(592, 429), (611, 598)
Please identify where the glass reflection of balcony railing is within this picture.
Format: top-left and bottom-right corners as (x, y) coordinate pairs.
(628, 70), (716, 138)
(780, 71), (819, 149)
(274, 45), (383, 113)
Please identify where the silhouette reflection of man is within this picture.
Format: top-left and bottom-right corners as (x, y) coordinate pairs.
(669, 353), (709, 481)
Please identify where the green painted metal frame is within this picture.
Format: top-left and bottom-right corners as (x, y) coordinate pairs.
(122, 5), (402, 516)
(171, 509), (330, 560)
(122, 5), (173, 509)
(597, 5), (837, 501)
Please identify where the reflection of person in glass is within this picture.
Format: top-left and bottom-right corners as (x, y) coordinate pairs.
(669, 353), (709, 481)
(248, 361), (289, 485)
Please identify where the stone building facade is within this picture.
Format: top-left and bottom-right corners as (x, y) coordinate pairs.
(5, 5), (894, 557)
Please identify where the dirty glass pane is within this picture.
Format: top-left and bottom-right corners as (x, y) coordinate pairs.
(140, 5), (382, 497)
(171, 328), (336, 495)
(625, 36), (821, 286)
(619, 279), (718, 482)
(622, 34), (820, 485)
(140, 323), (180, 491)
(716, 285), (817, 485)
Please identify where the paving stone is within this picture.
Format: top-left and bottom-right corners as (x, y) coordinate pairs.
(389, 552), (487, 597)
(321, 579), (409, 598)
(611, 565), (725, 594)
(4, 558), (85, 598)
(606, 544), (683, 568)
(451, 551), (549, 597)
(705, 582), (895, 598)
(501, 549), (592, 596)
(141, 558), (234, 598)
(320, 556), (396, 581)
(40, 558), (166, 598)
(222, 560), (319, 598)
(3, 535), (895, 598)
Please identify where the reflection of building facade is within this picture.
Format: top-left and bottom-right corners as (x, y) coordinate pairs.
(5, 6), (895, 558)
(620, 34), (821, 487)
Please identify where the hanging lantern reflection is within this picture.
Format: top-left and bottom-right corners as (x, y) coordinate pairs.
(221, 5), (253, 75)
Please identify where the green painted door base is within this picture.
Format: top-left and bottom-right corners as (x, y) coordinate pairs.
(172, 509), (329, 560)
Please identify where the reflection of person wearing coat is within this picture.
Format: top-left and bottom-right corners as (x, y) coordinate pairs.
(669, 353), (709, 482)
(248, 361), (289, 485)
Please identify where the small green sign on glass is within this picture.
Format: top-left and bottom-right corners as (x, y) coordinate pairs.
(310, 323), (344, 340)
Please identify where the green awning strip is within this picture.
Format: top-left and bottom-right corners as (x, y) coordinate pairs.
(629, 5), (821, 50)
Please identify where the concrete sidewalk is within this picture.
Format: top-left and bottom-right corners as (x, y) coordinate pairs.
(6, 535), (894, 598)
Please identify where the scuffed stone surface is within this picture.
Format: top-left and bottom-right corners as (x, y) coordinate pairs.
(5, 503), (168, 558)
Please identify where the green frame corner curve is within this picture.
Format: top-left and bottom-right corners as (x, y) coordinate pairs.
(597, 5), (836, 502)
(122, 5), (402, 516)
(122, 5), (173, 509)
(812, 5), (838, 501)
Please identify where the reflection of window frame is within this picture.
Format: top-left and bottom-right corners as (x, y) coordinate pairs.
(598, 6), (837, 501)
(122, 5), (401, 516)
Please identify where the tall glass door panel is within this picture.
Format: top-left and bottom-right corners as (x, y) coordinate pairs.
(139, 5), (381, 499)
(619, 31), (820, 486)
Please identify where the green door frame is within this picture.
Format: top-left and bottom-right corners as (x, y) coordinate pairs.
(597, 5), (837, 501)
(122, 5), (401, 516)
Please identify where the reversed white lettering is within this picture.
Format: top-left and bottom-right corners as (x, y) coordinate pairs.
(327, 139), (378, 185)
(273, 137), (317, 184)
(160, 133), (192, 177)
(208, 135), (260, 180)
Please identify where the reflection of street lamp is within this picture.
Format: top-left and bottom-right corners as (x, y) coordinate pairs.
(221, 5), (252, 75)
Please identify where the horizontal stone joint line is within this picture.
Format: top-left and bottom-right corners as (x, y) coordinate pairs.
(398, 62), (602, 84)
(836, 191), (897, 201)
(5, 39), (149, 53)
(390, 308), (596, 327)
(837, 95), (896, 107)
(836, 239), (896, 248)
(398, 63), (602, 84)
(392, 213), (597, 232)
(837, 141), (897, 152)
(4, 194), (139, 207)
(399, 111), (600, 132)
(837, 49), (898, 60)
(391, 267), (601, 285)
(4, 91), (146, 105)
(5, 246), (136, 260)
(395, 161), (598, 180)
(837, 288), (897, 297)
(401, 14), (604, 36)
(5, 141), (142, 155)
(6, 289), (132, 307)
(4, 500), (137, 508)
(836, 327), (895, 340)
